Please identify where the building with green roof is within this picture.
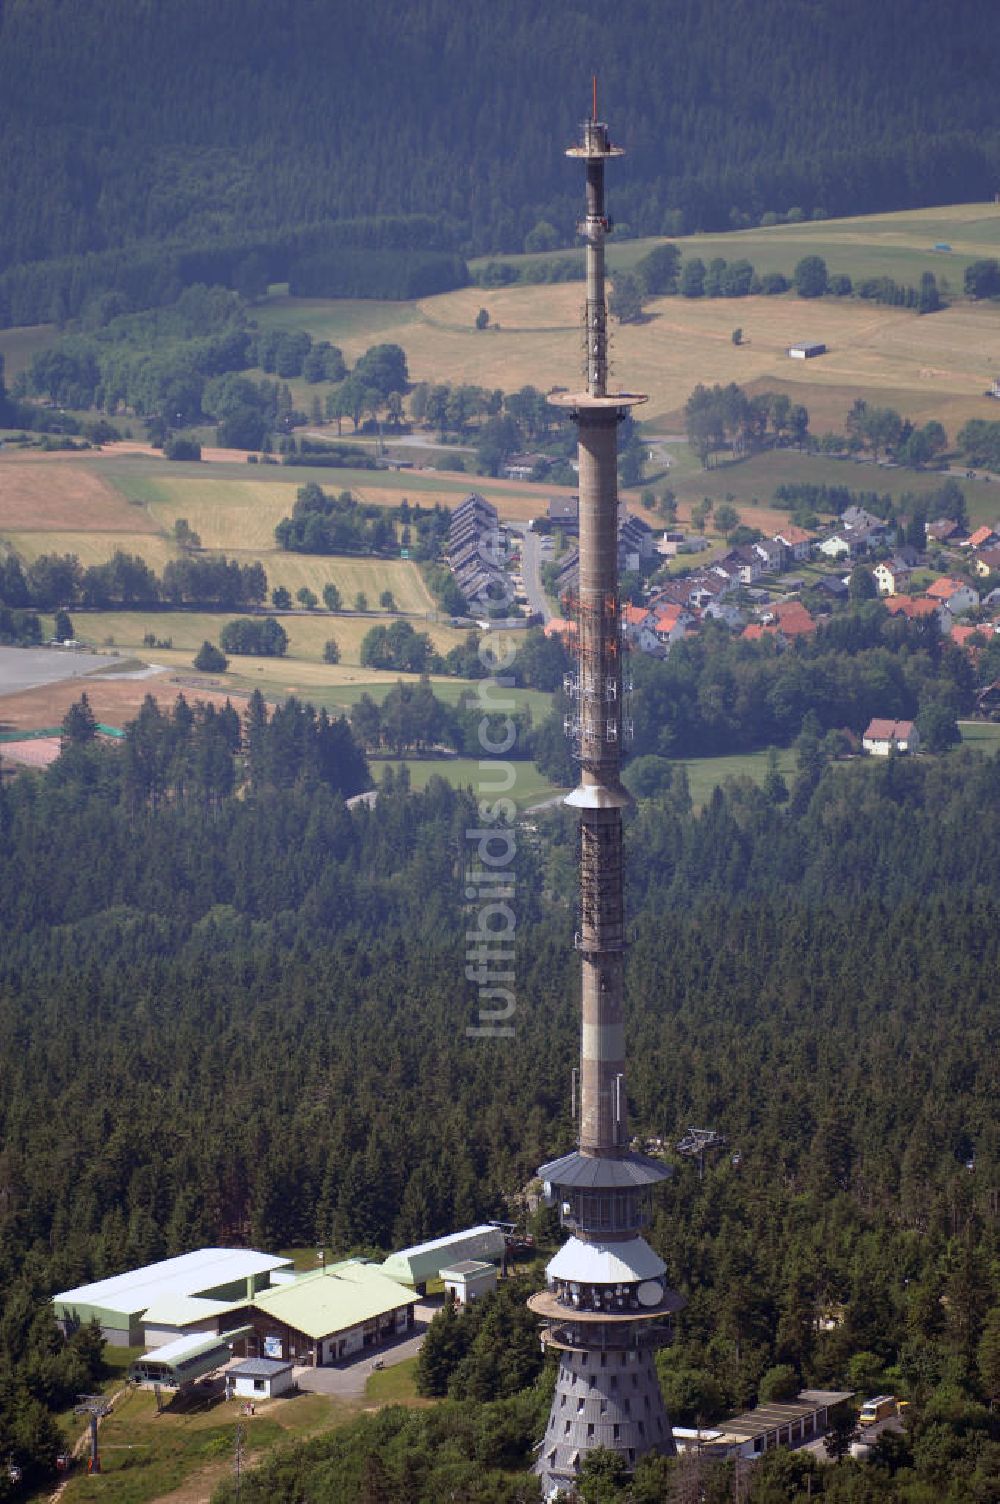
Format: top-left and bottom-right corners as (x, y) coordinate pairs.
(224, 1262), (417, 1365)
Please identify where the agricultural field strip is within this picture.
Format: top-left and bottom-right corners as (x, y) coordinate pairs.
(255, 282), (1000, 435)
(73, 609), (468, 665)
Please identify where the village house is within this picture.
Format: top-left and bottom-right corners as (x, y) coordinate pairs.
(872, 557), (912, 596)
(973, 545), (1000, 578)
(621, 604), (660, 655)
(925, 517), (963, 544)
(736, 544), (766, 584)
(817, 532), (862, 560)
(863, 718), (920, 756)
(753, 537), (787, 573)
(885, 595), (951, 630)
(702, 599), (746, 628)
(543, 617), (576, 644)
(773, 524), (814, 561)
(619, 512), (655, 573)
(977, 679), (1000, 717)
(770, 600), (816, 637)
(503, 453), (547, 481)
(950, 623), (989, 654)
(841, 505), (886, 536)
(649, 601), (693, 647)
(925, 576), (979, 615)
(963, 525), (997, 551)
(687, 573), (730, 609)
(547, 496), (580, 534)
(811, 576), (849, 602)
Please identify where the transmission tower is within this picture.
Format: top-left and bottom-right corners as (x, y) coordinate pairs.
(73, 1394), (111, 1474)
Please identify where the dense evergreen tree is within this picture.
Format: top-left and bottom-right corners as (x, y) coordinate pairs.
(1, 0), (999, 296)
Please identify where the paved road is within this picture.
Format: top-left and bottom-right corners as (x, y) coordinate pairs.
(293, 1299), (439, 1399)
(0, 646), (115, 695)
(302, 430), (476, 454)
(516, 526), (554, 622)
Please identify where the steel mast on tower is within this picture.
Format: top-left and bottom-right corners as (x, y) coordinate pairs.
(528, 86), (683, 1500)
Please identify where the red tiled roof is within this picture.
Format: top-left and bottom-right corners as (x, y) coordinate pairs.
(951, 624), (985, 649)
(774, 525), (814, 546)
(770, 601), (816, 634)
(926, 577), (968, 600)
(967, 526), (995, 548)
(885, 596), (940, 619)
(864, 718), (915, 741)
(623, 604), (650, 627)
(544, 617), (576, 638)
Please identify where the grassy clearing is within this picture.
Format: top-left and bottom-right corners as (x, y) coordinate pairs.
(59, 1385), (345, 1504)
(364, 1355), (429, 1407)
(959, 721), (1000, 750)
(312, 680), (552, 718)
(662, 730), (1000, 811)
(258, 553), (435, 614)
(659, 746), (799, 811)
(372, 756), (562, 808)
(0, 321), (58, 379)
(254, 294), (421, 355)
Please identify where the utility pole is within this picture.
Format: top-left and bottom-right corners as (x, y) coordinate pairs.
(234, 1420), (245, 1503)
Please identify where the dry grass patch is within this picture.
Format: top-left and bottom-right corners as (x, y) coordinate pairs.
(0, 462), (159, 532)
(0, 670), (231, 734)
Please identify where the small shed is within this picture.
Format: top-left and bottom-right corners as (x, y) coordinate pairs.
(225, 1358), (296, 1401)
(788, 341), (826, 359)
(441, 1260), (498, 1307)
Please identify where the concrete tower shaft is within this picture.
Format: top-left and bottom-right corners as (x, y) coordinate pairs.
(532, 98), (680, 1500)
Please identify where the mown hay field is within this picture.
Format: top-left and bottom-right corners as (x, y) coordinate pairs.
(5, 529), (177, 572)
(257, 281), (1000, 437)
(104, 460), (551, 529)
(74, 608), (468, 668)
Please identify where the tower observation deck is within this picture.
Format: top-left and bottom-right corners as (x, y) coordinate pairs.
(529, 96), (682, 1500)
